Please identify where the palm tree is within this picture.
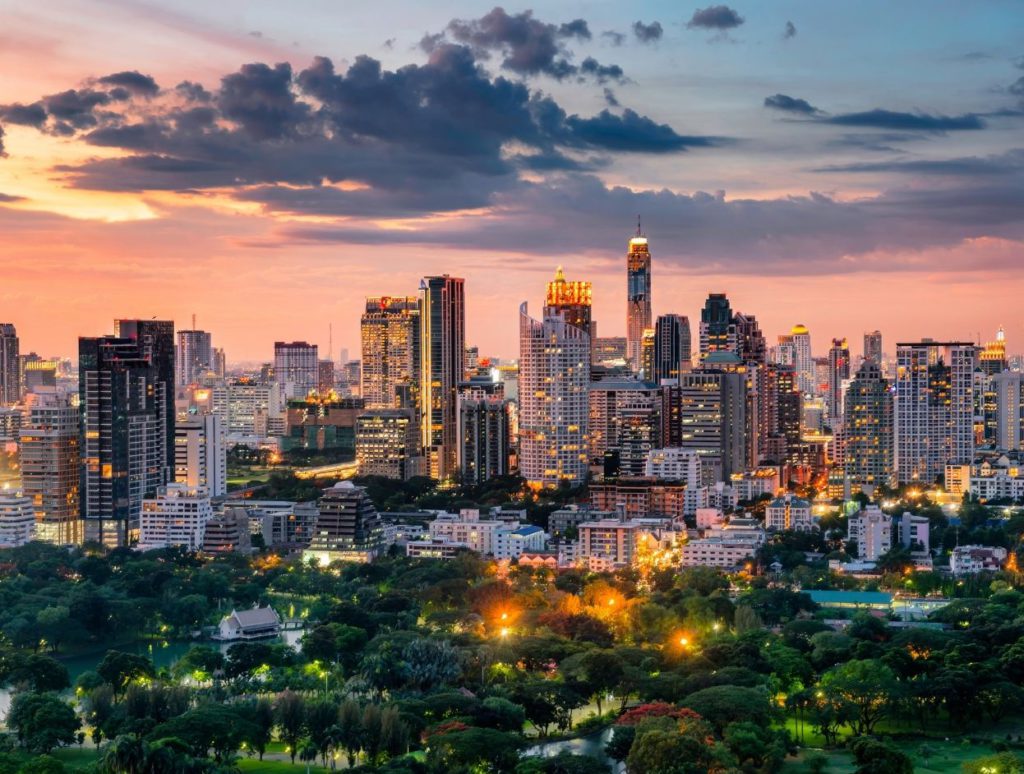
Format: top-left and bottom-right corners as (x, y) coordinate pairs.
(101, 735), (149, 774)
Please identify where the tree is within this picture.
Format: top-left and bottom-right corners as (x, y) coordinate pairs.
(96, 651), (154, 697)
(15, 755), (66, 774)
(150, 704), (257, 763)
(516, 752), (610, 773)
(427, 727), (523, 773)
(733, 605), (764, 634)
(962, 752), (1024, 774)
(0, 653), (69, 693)
(849, 737), (912, 774)
(379, 706), (409, 760)
(100, 735), (149, 774)
(626, 718), (727, 774)
(275, 690), (306, 764)
(362, 703), (383, 764)
(6, 692), (81, 754)
(401, 638), (462, 692)
(682, 685), (772, 735)
(818, 659), (897, 735)
(305, 698), (340, 765)
(559, 649), (624, 716)
(337, 699), (363, 768)
(241, 698), (275, 760)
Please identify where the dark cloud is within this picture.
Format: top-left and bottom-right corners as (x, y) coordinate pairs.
(558, 19), (591, 40)
(0, 125), (4, 157)
(603, 88), (620, 108)
(563, 109), (718, 153)
(218, 62), (308, 140)
(813, 149), (1024, 177)
(176, 81), (212, 102)
(764, 94), (821, 115)
(0, 102), (47, 128)
(579, 58), (624, 84)
(633, 21), (663, 43)
(687, 5), (745, 30)
(0, 192), (25, 202)
(1010, 77), (1024, 97)
(601, 30), (626, 46)
(97, 71), (159, 96)
(822, 109), (985, 132)
(383, 38), (396, 49)
(783, 21), (796, 39)
(44, 89), (111, 129)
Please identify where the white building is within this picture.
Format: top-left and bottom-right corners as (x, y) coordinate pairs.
(139, 484), (212, 551)
(967, 456), (1024, 502)
(897, 512), (930, 556)
(847, 506), (892, 561)
(217, 606), (281, 640)
(0, 495), (36, 547)
(644, 448), (708, 515)
(765, 495), (814, 531)
(993, 371), (1024, 451)
(729, 468), (781, 502)
(695, 508), (725, 529)
(425, 510), (547, 560)
(406, 538), (470, 560)
(175, 413), (226, 497)
(950, 545), (1007, 575)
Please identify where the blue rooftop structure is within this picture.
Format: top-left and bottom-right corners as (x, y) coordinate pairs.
(806, 590), (893, 609)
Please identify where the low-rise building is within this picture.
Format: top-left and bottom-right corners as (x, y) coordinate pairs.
(950, 545), (1008, 575)
(847, 506), (892, 561)
(202, 508), (252, 554)
(0, 494), (35, 548)
(765, 494), (814, 531)
(405, 538), (470, 560)
(729, 467), (781, 502)
(216, 606), (281, 641)
(139, 484), (212, 552)
(590, 478), (688, 521)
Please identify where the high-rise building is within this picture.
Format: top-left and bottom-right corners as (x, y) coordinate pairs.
(653, 314), (691, 382)
(733, 312), (766, 365)
(589, 378), (663, 477)
(789, 324), (813, 394)
(176, 330), (213, 387)
(776, 365), (803, 458)
(317, 360), (335, 394)
(626, 223), (652, 372)
(79, 334), (170, 546)
(355, 409), (418, 480)
(843, 361), (894, 492)
(304, 481), (386, 564)
(0, 494), (36, 547)
(19, 389), (81, 545)
(360, 296), (421, 410)
(117, 319), (175, 470)
(698, 294), (733, 364)
(847, 506), (892, 561)
(519, 302), (590, 488)
(23, 359), (58, 393)
(212, 381), (285, 437)
(274, 341), (319, 399)
(993, 371), (1024, 451)
(863, 330), (882, 365)
(139, 483), (212, 551)
(420, 276), (465, 480)
(593, 337), (627, 366)
(0, 324), (19, 406)
(174, 413), (226, 497)
(212, 348), (227, 379)
(546, 266), (594, 338)
(827, 338), (851, 421)
(895, 341), (976, 484)
(640, 328), (655, 381)
(980, 326), (1008, 377)
(457, 388), (510, 485)
(677, 359), (747, 483)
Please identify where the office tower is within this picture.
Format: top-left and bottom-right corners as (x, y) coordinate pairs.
(626, 223), (652, 372)
(640, 328), (656, 381)
(464, 345), (480, 378)
(776, 365), (803, 457)
(0, 324), (20, 406)
(993, 371), (1024, 450)
(843, 361), (894, 492)
(304, 481), (386, 564)
(117, 319), (175, 470)
(176, 329), (213, 387)
(653, 314), (691, 382)
(0, 494), (36, 547)
(355, 409), (417, 480)
(420, 276), (465, 480)
(980, 326), (1008, 377)
(274, 341), (318, 399)
(519, 302), (590, 487)
(212, 381), (284, 436)
(213, 348), (227, 379)
(677, 361), (747, 483)
(895, 341), (975, 484)
(79, 334), (169, 546)
(733, 312), (766, 365)
(202, 508), (251, 554)
(588, 379), (663, 476)
(457, 387), (510, 485)
(827, 338), (851, 421)
(593, 337), (627, 366)
(174, 413), (226, 497)
(546, 266), (594, 338)
(698, 293), (733, 364)
(360, 296), (421, 409)
(789, 324), (813, 394)
(139, 483), (212, 551)
(318, 360), (335, 394)
(19, 389), (81, 545)
(284, 395), (363, 452)
(863, 330), (882, 365)
(23, 359), (57, 392)
(339, 360), (362, 398)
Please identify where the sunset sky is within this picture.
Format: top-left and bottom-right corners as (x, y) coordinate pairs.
(2, 1), (1023, 363)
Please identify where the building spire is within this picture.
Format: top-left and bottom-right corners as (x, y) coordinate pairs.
(636, 214), (642, 237)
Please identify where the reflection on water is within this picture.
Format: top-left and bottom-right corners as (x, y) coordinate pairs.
(523, 726), (617, 767)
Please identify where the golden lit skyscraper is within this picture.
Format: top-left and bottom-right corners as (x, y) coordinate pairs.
(626, 221), (652, 372)
(360, 297), (420, 410)
(545, 266), (594, 338)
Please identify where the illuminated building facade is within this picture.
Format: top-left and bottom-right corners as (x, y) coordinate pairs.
(0, 324), (19, 406)
(993, 371), (1024, 451)
(519, 302), (590, 487)
(355, 409), (417, 480)
(790, 324), (814, 394)
(827, 337), (850, 421)
(0, 495), (36, 547)
(304, 481), (386, 564)
(117, 319), (175, 471)
(457, 386), (510, 485)
(626, 224), (652, 372)
(653, 314), (691, 382)
(274, 341), (319, 399)
(698, 293), (733, 365)
(360, 296), (421, 410)
(677, 356), (747, 483)
(420, 276), (465, 480)
(545, 266), (594, 338)
(175, 413), (226, 497)
(284, 396), (364, 452)
(588, 378), (663, 477)
(843, 361), (894, 491)
(980, 326), (1008, 376)
(863, 330), (882, 365)
(139, 483), (212, 552)
(176, 329), (213, 387)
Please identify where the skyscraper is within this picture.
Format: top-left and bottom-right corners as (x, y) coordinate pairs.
(626, 222), (652, 372)
(174, 413), (226, 497)
(698, 293), (733, 364)
(420, 275), (465, 480)
(895, 341), (975, 484)
(79, 334), (170, 546)
(274, 341), (319, 399)
(790, 324), (813, 394)
(355, 409), (418, 480)
(992, 371), (1024, 451)
(653, 314), (691, 382)
(519, 302), (590, 488)
(863, 330), (882, 365)
(827, 338), (850, 421)
(176, 329), (213, 387)
(676, 359), (747, 483)
(733, 312), (767, 365)
(546, 266), (594, 338)
(843, 361), (894, 492)
(0, 324), (19, 406)
(979, 326), (1008, 376)
(360, 296), (421, 410)
(588, 378), (663, 476)
(19, 389), (81, 545)
(457, 386), (510, 485)
(117, 319), (175, 471)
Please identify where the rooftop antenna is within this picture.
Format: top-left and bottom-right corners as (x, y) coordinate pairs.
(636, 214), (642, 237)
(329, 323), (333, 363)
(192, 313), (196, 331)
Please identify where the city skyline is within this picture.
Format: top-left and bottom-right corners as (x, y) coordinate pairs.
(2, 2), (1024, 361)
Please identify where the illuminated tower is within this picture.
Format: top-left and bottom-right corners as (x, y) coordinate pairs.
(176, 329), (213, 387)
(790, 324), (813, 394)
(360, 297), (421, 410)
(0, 324), (19, 406)
(863, 330), (882, 365)
(980, 326), (1008, 376)
(698, 294), (733, 364)
(827, 337), (850, 421)
(420, 275), (465, 480)
(653, 314), (691, 382)
(546, 266), (594, 338)
(626, 220), (652, 372)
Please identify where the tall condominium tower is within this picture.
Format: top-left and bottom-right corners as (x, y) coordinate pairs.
(117, 319), (175, 470)
(827, 337), (851, 421)
(19, 389), (81, 545)
(176, 329), (213, 387)
(519, 302), (590, 487)
(457, 382), (510, 486)
(174, 413), (226, 497)
(895, 341), (975, 484)
(79, 334), (170, 546)
(588, 378), (663, 476)
(677, 359), (747, 483)
(993, 371), (1024, 451)
(653, 314), (691, 382)
(843, 361), (894, 492)
(420, 276), (465, 480)
(626, 223), (652, 372)
(698, 293), (733, 364)
(274, 341), (319, 399)
(0, 324), (19, 406)
(361, 296), (421, 410)
(863, 330), (882, 365)
(546, 266), (594, 339)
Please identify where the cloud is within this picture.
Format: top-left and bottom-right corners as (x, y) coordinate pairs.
(97, 71), (159, 96)
(764, 93), (821, 115)
(0, 192), (25, 202)
(579, 57), (625, 83)
(0, 102), (48, 128)
(687, 5), (745, 30)
(1010, 76), (1024, 97)
(821, 109), (985, 132)
(562, 109), (720, 152)
(219, 62), (309, 140)
(603, 88), (619, 107)
(783, 21), (796, 39)
(632, 21), (663, 43)
(813, 149), (1024, 177)
(558, 19), (591, 40)
(601, 31), (626, 46)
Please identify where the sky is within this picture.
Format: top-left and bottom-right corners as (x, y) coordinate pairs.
(1, 0), (1023, 363)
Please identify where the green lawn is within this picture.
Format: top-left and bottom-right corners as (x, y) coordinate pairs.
(782, 738), (1002, 773)
(238, 759), (335, 773)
